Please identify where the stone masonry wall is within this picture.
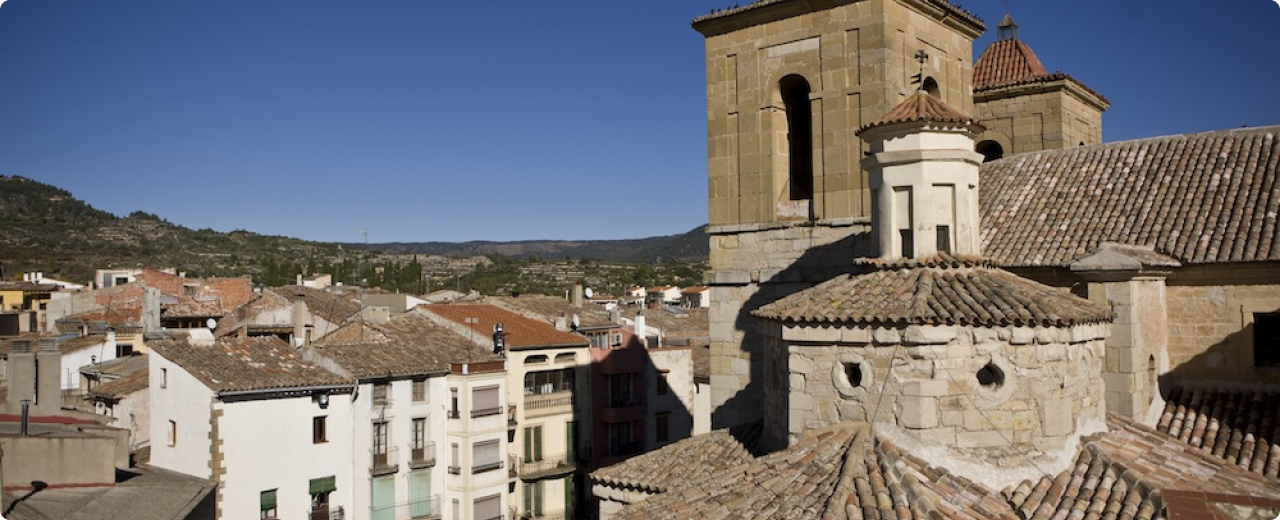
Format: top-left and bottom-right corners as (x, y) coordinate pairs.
(766, 322), (1108, 480)
(1166, 282), (1280, 384)
(708, 220), (871, 428)
(973, 83), (1103, 157)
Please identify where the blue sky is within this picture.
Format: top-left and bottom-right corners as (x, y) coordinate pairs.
(1, 1), (1277, 243)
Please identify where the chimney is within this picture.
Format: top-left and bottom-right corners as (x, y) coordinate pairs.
(292, 296), (308, 347)
(35, 338), (61, 415)
(634, 311), (647, 348)
(608, 308), (621, 324)
(7, 341), (34, 412)
(554, 314), (568, 332)
(571, 284), (584, 308)
(297, 274), (303, 286)
(105, 328), (117, 357)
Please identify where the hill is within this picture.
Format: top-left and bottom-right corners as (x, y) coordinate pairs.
(0, 175), (710, 288)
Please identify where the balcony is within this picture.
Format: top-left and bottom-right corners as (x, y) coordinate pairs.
(523, 391), (572, 418)
(310, 507), (345, 520)
(511, 508), (567, 520)
(370, 446), (399, 476)
(472, 458), (504, 474)
(507, 404), (518, 428)
(472, 406), (502, 418)
(408, 441), (436, 469)
(370, 495), (442, 520)
(447, 464), (461, 475)
(508, 455), (518, 479)
(447, 410), (461, 419)
(517, 452), (576, 480)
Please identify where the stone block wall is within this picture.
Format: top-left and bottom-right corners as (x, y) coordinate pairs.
(765, 322), (1109, 474)
(708, 220), (871, 428)
(1165, 281), (1280, 383)
(973, 80), (1104, 156)
(699, 0), (980, 228)
(1086, 277), (1169, 421)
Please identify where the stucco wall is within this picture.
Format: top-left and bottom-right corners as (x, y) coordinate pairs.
(149, 351), (215, 479)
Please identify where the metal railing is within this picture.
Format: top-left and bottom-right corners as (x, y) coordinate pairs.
(607, 395), (638, 408)
(524, 391), (573, 411)
(472, 406), (502, 418)
(310, 506), (345, 520)
(408, 441), (436, 468)
(517, 452), (576, 478)
(370, 446), (399, 475)
(447, 410), (461, 419)
(370, 495), (442, 520)
(511, 509), (567, 520)
(472, 458), (504, 474)
(508, 404), (518, 426)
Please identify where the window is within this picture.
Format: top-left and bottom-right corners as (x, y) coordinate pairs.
(116, 343), (133, 357)
(1255, 313), (1280, 367)
(844, 362), (863, 388)
(309, 476), (336, 519)
(976, 140), (1004, 163)
(523, 481), (544, 517)
(523, 425), (543, 462)
(412, 379), (426, 402)
(780, 74), (813, 202)
(524, 355), (549, 365)
(608, 373), (634, 407)
(656, 412), (670, 444)
(523, 368), (574, 396)
(449, 388), (459, 418)
(161, 368), (168, 389)
(373, 421), (389, 466)
(371, 476), (394, 520)
(409, 471), (433, 518)
(936, 225), (951, 254)
(373, 383), (390, 404)
(183, 285), (195, 296)
(474, 494), (501, 520)
(472, 386), (501, 417)
(260, 489), (278, 520)
(473, 439), (502, 473)
(608, 421), (635, 456)
(656, 371), (670, 396)
(554, 353), (575, 363)
(313, 416), (327, 444)
(168, 420), (176, 446)
(449, 443), (460, 474)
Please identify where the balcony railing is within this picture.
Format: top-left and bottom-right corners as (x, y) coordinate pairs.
(310, 506), (345, 520)
(508, 455), (518, 479)
(607, 395), (638, 408)
(507, 404), (518, 427)
(608, 440), (641, 457)
(447, 464), (461, 475)
(447, 410), (461, 419)
(524, 391), (573, 412)
(370, 495), (442, 520)
(472, 406), (502, 418)
(408, 441), (436, 469)
(472, 458), (504, 474)
(370, 446), (399, 475)
(519, 510), (567, 520)
(517, 452), (576, 479)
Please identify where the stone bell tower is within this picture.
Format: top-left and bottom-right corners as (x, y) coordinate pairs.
(693, 0), (986, 430)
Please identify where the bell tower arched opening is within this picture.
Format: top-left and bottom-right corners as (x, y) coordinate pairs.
(780, 75), (814, 202)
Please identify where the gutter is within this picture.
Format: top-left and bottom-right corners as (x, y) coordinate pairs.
(217, 383), (356, 402)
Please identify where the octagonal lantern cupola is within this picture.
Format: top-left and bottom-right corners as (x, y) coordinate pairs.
(857, 91), (986, 261)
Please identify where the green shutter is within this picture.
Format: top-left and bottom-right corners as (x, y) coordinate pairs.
(533, 426), (542, 461)
(371, 476), (395, 520)
(309, 476), (336, 495)
(409, 472), (432, 518)
(524, 427), (532, 461)
(261, 489), (277, 511)
(566, 421), (577, 462)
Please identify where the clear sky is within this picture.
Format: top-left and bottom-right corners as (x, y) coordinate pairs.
(1, 1), (1277, 243)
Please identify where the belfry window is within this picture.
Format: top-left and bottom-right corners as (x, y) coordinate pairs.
(976, 140), (1004, 163)
(780, 75), (813, 201)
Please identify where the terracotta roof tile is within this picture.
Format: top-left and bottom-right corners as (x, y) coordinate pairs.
(858, 92), (985, 135)
(973, 38), (1048, 89)
(162, 297), (227, 319)
(592, 421), (763, 494)
(753, 254), (1111, 327)
(487, 295), (615, 328)
(981, 126), (1280, 266)
(149, 336), (348, 393)
(310, 309), (501, 379)
(90, 368), (149, 398)
(424, 304), (588, 350)
(1155, 384), (1280, 479)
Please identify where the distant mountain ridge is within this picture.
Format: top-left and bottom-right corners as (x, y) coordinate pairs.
(0, 175), (709, 283)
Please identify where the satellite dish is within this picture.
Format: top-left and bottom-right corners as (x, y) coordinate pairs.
(206, 318), (218, 329)
(572, 314), (580, 330)
(584, 287), (594, 299)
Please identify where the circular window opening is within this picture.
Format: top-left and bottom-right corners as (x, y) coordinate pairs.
(976, 362), (1004, 388)
(843, 362), (863, 388)
(976, 140), (1004, 163)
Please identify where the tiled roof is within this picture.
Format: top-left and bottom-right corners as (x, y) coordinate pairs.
(691, 0), (984, 35)
(0, 334), (108, 356)
(270, 286), (362, 325)
(692, 344), (710, 381)
(611, 417), (1280, 520)
(90, 368), (149, 398)
(487, 295), (615, 328)
(612, 422), (1019, 520)
(1007, 415), (1280, 520)
(148, 336), (347, 393)
(753, 254), (1111, 327)
(0, 281), (57, 292)
(424, 304), (588, 350)
(858, 92), (984, 135)
(592, 421), (763, 494)
(981, 126), (1280, 266)
(162, 297), (227, 319)
(309, 309), (501, 379)
(973, 38), (1047, 89)
(1155, 384), (1280, 479)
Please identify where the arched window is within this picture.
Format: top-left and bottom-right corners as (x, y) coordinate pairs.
(976, 140), (1004, 163)
(921, 76), (940, 98)
(780, 75), (813, 201)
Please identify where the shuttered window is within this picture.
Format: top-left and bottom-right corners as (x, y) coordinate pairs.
(474, 494), (501, 520)
(472, 386), (500, 417)
(473, 439), (501, 472)
(371, 476), (394, 520)
(409, 471), (432, 518)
